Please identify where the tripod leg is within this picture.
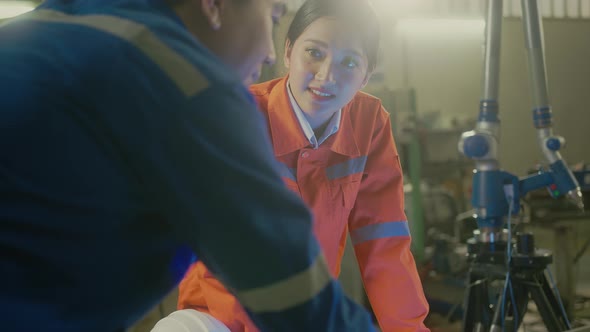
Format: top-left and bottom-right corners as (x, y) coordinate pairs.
(512, 280), (529, 330)
(489, 294), (504, 332)
(505, 277), (529, 332)
(527, 271), (570, 332)
(462, 269), (490, 332)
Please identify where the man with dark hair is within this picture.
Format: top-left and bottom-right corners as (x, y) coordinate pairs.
(0, 0), (375, 331)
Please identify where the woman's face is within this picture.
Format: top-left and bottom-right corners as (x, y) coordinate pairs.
(284, 17), (370, 116)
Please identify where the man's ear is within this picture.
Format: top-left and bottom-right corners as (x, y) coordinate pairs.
(283, 40), (292, 68)
(200, 0), (224, 30)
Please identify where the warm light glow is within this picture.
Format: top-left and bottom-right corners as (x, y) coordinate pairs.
(0, 1), (36, 20)
(372, 0), (426, 15)
(396, 18), (486, 37)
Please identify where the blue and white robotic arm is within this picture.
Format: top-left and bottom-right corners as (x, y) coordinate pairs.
(458, 0), (583, 234)
(458, 2), (583, 330)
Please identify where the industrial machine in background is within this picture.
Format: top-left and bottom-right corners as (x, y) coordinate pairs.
(457, 0), (585, 331)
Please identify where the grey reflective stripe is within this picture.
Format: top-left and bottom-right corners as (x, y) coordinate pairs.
(351, 220), (410, 246)
(27, 9), (208, 97)
(326, 155), (367, 180)
(236, 254), (332, 313)
(277, 162), (296, 181)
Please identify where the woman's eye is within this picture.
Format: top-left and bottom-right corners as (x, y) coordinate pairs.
(306, 49), (323, 59)
(342, 57), (359, 69)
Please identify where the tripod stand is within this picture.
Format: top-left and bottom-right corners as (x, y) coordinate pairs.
(462, 231), (570, 332)
(458, 0), (584, 329)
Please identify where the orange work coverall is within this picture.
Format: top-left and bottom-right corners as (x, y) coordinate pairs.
(178, 77), (430, 332)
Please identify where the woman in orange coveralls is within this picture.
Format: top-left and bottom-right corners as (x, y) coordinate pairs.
(178, 0), (430, 331)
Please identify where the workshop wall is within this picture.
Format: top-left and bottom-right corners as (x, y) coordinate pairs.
(383, 18), (590, 175)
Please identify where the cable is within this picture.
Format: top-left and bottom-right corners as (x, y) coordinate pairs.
(546, 268), (573, 329)
(508, 273), (518, 331)
(501, 271), (510, 328)
(501, 186), (519, 330)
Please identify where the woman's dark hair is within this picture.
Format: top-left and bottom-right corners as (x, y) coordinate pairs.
(285, 0), (381, 73)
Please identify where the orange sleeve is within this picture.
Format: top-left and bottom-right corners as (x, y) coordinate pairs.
(177, 262), (259, 332)
(348, 108), (430, 332)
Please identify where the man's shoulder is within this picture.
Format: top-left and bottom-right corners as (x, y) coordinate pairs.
(122, 8), (243, 95)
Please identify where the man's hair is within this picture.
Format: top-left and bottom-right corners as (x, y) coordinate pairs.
(285, 0), (381, 73)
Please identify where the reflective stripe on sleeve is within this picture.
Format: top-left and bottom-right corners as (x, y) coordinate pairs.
(27, 9), (208, 97)
(351, 220), (410, 246)
(236, 254), (332, 313)
(326, 156), (367, 180)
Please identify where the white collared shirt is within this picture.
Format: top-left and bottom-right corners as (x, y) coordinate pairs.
(287, 82), (341, 149)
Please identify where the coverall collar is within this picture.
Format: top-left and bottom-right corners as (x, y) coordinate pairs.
(267, 77), (360, 158)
